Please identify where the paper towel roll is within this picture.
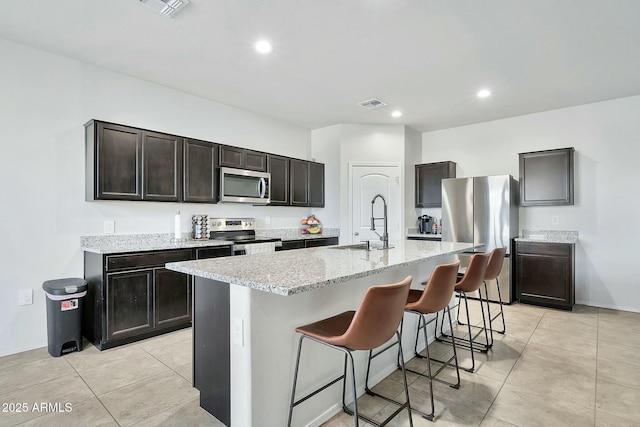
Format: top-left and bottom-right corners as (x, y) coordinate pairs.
(174, 212), (181, 239)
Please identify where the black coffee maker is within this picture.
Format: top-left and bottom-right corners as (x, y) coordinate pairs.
(417, 215), (434, 234)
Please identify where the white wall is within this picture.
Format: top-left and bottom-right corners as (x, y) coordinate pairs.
(422, 95), (640, 312)
(310, 125), (341, 229)
(403, 127), (422, 230)
(0, 38), (315, 356)
(337, 124), (407, 244)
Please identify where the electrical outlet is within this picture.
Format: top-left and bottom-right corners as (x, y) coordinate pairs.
(551, 215), (559, 225)
(233, 317), (244, 347)
(104, 220), (115, 234)
(18, 289), (33, 306)
(265, 216), (271, 225)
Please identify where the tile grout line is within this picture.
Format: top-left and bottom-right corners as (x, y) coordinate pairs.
(476, 305), (544, 427)
(64, 353), (123, 427)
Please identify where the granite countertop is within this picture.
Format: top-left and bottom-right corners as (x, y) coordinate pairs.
(166, 240), (479, 296)
(80, 233), (234, 254)
(81, 228), (341, 254)
(256, 228), (340, 241)
(515, 229), (579, 244)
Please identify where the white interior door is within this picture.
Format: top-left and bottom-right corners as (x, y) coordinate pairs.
(350, 164), (402, 245)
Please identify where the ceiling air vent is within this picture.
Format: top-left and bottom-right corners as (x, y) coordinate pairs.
(358, 98), (388, 110)
(139, 0), (189, 17)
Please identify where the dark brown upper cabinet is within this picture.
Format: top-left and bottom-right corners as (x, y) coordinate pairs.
(143, 131), (183, 202)
(86, 121), (182, 202)
(308, 161), (325, 207)
(183, 139), (218, 203)
(290, 159), (309, 206)
(219, 145), (267, 172)
(267, 154), (290, 205)
(86, 121), (143, 201)
(519, 147), (574, 206)
(415, 161), (456, 207)
(86, 119), (325, 207)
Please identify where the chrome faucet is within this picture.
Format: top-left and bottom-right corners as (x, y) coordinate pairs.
(370, 194), (390, 249)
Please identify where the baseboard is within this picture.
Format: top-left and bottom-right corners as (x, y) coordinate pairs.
(575, 300), (640, 314)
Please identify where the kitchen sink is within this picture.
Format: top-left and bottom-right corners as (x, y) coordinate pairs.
(329, 243), (369, 251)
(329, 243), (394, 251)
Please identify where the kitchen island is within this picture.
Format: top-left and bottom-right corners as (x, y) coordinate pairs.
(166, 240), (477, 427)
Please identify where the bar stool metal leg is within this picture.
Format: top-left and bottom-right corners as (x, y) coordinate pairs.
(491, 277), (507, 334)
(405, 306), (461, 420)
(362, 331), (414, 426)
(288, 336), (350, 427)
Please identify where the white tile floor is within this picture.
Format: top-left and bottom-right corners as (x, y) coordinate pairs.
(1, 302), (639, 426)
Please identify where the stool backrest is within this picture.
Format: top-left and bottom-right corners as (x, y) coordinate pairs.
(455, 253), (489, 293)
(485, 247), (506, 281)
(405, 261), (460, 314)
(334, 276), (412, 351)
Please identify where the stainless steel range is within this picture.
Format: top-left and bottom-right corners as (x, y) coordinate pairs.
(208, 218), (282, 254)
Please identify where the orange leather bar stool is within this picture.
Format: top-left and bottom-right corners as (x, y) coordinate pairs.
(287, 276), (413, 427)
(363, 261), (461, 421)
(405, 261), (461, 420)
(437, 252), (489, 372)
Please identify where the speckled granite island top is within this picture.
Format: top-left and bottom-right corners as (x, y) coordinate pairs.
(166, 240), (478, 296)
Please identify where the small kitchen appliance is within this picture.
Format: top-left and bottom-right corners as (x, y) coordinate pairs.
(219, 168), (270, 204)
(417, 215), (434, 234)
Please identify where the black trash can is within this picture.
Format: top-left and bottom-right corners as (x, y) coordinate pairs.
(43, 278), (88, 357)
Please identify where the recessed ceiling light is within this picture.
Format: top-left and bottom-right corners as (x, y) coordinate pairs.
(255, 40), (273, 54)
(391, 111), (402, 118)
(477, 89), (492, 98)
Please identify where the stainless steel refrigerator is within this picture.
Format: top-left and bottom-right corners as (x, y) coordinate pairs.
(442, 175), (519, 302)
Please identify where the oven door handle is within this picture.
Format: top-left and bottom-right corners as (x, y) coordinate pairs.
(258, 177), (266, 198)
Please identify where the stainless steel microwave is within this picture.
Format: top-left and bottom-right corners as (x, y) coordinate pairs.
(219, 167), (271, 204)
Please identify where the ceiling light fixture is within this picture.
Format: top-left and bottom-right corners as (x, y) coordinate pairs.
(255, 40), (273, 54)
(139, 0), (189, 17)
(391, 111), (402, 118)
(477, 89), (492, 98)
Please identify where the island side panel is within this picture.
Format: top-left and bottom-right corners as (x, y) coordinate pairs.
(193, 277), (230, 426)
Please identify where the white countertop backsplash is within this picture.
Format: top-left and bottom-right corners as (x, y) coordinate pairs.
(516, 229), (579, 244)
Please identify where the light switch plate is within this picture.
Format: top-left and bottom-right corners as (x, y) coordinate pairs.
(18, 289), (33, 306)
(551, 215), (559, 225)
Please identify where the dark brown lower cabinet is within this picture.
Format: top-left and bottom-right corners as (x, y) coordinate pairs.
(276, 236), (339, 251)
(515, 241), (575, 310)
(106, 270), (153, 341)
(155, 268), (191, 328)
(84, 245), (232, 350)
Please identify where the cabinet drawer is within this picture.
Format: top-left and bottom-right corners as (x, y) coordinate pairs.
(106, 249), (194, 271)
(278, 240), (305, 251)
(516, 242), (572, 257)
(196, 246), (233, 259)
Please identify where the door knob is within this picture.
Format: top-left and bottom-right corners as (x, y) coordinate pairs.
(354, 232), (359, 236)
